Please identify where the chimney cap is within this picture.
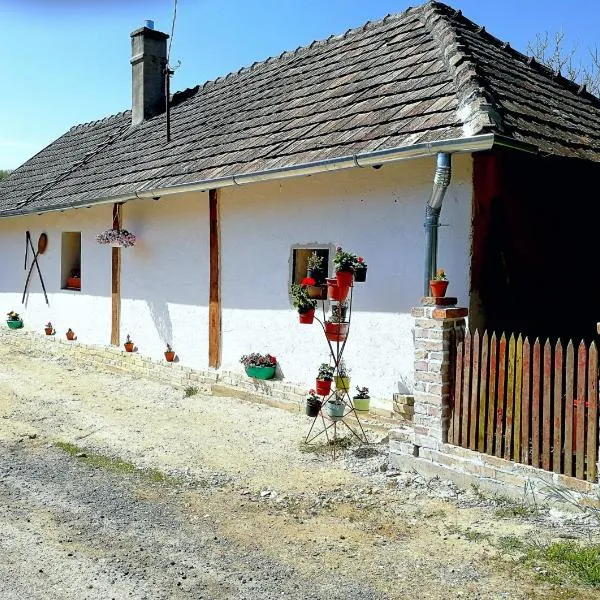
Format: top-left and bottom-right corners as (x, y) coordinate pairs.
(130, 26), (169, 41)
(144, 19), (154, 30)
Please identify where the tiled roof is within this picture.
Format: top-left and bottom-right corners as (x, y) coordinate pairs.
(2, 1), (600, 216)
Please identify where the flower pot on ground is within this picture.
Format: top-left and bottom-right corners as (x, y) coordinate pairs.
(354, 257), (368, 282)
(6, 311), (23, 329)
(305, 390), (322, 417)
(290, 282), (317, 324)
(44, 322), (54, 336)
(66, 275), (81, 290)
(430, 268), (448, 298)
(240, 352), (277, 380)
(325, 321), (349, 342)
(124, 334), (134, 353)
(353, 386), (370, 412)
(164, 343), (176, 362)
(66, 328), (75, 341)
(315, 363), (334, 396)
(326, 397), (345, 420)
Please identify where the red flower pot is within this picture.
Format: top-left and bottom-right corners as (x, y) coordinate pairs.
(327, 278), (349, 303)
(66, 330), (75, 341)
(430, 280), (449, 298)
(325, 321), (349, 342)
(165, 351), (176, 362)
(124, 342), (134, 352)
(298, 309), (315, 324)
(44, 327), (54, 336)
(336, 270), (354, 288)
(315, 378), (332, 396)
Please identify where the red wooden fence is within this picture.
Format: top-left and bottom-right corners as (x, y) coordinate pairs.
(449, 330), (599, 482)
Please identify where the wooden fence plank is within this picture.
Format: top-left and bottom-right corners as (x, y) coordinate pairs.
(478, 331), (489, 452)
(531, 339), (541, 469)
(486, 333), (497, 455)
(521, 337), (531, 464)
(451, 337), (464, 445)
(542, 339), (552, 472)
(553, 340), (564, 474)
(586, 342), (598, 482)
(513, 335), (523, 463)
(495, 334), (507, 458)
(469, 330), (480, 450)
(564, 341), (575, 477)
(576, 341), (587, 480)
(461, 332), (472, 448)
(504, 334), (516, 460)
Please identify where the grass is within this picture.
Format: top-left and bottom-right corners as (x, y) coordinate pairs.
(496, 535), (526, 552)
(445, 524), (491, 542)
(183, 386), (199, 398)
(299, 436), (355, 455)
(54, 440), (171, 484)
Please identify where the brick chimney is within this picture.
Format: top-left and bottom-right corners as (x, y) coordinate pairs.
(130, 21), (169, 125)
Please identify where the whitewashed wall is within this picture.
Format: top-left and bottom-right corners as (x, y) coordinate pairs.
(0, 154), (472, 400)
(220, 154), (473, 398)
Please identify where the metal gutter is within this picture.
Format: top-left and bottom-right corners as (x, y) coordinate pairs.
(0, 134), (496, 218)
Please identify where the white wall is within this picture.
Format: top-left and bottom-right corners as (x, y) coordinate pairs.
(0, 155), (473, 400)
(219, 154), (473, 398)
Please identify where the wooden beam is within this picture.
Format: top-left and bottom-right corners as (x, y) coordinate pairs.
(209, 189), (221, 368)
(111, 203), (122, 346)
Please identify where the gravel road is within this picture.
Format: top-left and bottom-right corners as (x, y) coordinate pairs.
(1, 341), (598, 599)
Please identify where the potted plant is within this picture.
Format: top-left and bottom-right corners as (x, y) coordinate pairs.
(354, 256), (368, 282)
(430, 268), (449, 298)
(302, 276), (325, 300)
(240, 352), (277, 380)
(334, 246), (357, 288)
(315, 363), (334, 396)
(67, 268), (81, 290)
(290, 282), (317, 324)
(124, 334), (134, 352)
(330, 301), (348, 322)
(326, 277), (348, 303)
(353, 386), (370, 412)
(96, 228), (137, 248)
(44, 322), (54, 335)
(334, 360), (351, 392)
(6, 311), (23, 329)
(325, 306), (349, 343)
(306, 251), (325, 284)
(325, 392), (346, 420)
(305, 389), (322, 417)
(165, 343), (176, 362)
(66, 328), (75, 341)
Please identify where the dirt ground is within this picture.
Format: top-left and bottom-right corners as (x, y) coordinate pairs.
(0, 342), (599, 599)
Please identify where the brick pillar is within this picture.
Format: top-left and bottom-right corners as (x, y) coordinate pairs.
(412, 297), (468, 450)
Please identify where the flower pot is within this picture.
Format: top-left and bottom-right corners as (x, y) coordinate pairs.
(336, 270), (354, 288)
(306, 399), (322, 417)
(326, 278), (349, 303)
(315, 378), (332, 396)
(66, 276), (81, 290)
(335, 375), (351, 391)
(66, 330), (75, 341)
(44, 327), (54, 336)
(298, 308), (315, 324)
(326, 400), (345, 420)
(245, 365), (276, 380)
(353, 397), (370, 412)
(306, 285), (326, 299)
(6, 319), (23, 330)
(430, 280), (449, 298)
(325, 321), (349, 342)
(307, 268), (324, 284)
(124, 342), (134, 352)
(165, 351), (176, 362)
(354, 266), (367, 282)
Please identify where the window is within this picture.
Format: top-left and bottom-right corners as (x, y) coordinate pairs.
(291, 246), (330, 285)
(61, 232), (81, 291)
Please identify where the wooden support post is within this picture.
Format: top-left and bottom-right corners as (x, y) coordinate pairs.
(111, 203), (122, 346)
(209, 189), (221, 368)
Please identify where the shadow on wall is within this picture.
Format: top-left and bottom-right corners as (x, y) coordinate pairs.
(147, 299), (173, 346)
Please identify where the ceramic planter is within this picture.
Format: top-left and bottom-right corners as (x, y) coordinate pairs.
(298, 308), (315, 324)
(353, 397), (370, 412)
(325, 321), (349, 342)
(315, 378), (332, 396)
(44, 327), (54, 336)
(66, 330), (75, 341)
(336, 270), (354, 288)
(325, 400), (345, 420)
(165, 351), (176, 362)
(430, 280), (449, 298)
(354, 266), (367, 282)
(335, 375), (351, 391)
(326, 278), (349, 303)
(305, 399), (322, 417)
(306, 285), (326, 299)
(124, 342), (134, 352)
(245, 365), (276, 380)
(6, 319), (23, 330)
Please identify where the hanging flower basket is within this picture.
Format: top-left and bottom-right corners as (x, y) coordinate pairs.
(96, 228), (136, 248)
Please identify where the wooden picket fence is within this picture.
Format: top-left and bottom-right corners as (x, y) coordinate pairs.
(449, 330), (599, 482)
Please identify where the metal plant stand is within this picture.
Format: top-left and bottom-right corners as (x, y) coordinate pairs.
(304, 284), (369, 458)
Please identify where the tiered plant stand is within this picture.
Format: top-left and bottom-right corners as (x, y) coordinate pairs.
(304, 285), (369, 458)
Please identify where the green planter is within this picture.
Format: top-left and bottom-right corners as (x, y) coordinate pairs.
(353, 397), (370, 412)
(334, 375), (351, 391)
(245, 366), (276, 380)
(6, 319), (23, 330)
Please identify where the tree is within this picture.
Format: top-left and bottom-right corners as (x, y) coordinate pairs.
(0, 170), (12, 181)
(527, 31), (600, 97)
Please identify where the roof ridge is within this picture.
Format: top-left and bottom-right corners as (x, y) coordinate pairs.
(417, 1), (504, 136)
(68, 110), (131, 132)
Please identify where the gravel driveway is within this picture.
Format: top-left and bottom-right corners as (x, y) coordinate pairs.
(0, 342), (598, 599)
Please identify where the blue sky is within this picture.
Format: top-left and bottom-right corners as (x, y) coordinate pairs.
(1, 0), (598, 169)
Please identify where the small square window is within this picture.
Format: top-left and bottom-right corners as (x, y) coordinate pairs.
(291, 246), (330, 285)
(61, 232), (81, 291)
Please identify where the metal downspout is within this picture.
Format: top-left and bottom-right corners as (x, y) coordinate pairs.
(424, 153), (452, 295)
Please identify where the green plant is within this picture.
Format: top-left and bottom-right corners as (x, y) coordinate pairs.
(354, 386), (369, 399)
(290, 283), (317, 313)
(433, 268), (447, 281)
(184, 386), (199, 397)
(307, 252), (324, 270)
(330, 302), (348, 323)
(125, 334), (133, 344)
(240, 353), (277, 368)
(306, 389), (320, 403)
(317, 363), (334, 381)
(166, 343), (173, 353)
(328, 391), (345, 405)
(333, 246), (357, 273)
(6, 311), (20, 321)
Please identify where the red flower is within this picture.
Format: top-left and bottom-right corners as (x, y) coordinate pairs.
(301, 277), (316, 286)
(268, 355), (277, 364)
(357, 257), (364, 263)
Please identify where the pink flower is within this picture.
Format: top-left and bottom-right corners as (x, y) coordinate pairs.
(357, 257), (364, 263)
